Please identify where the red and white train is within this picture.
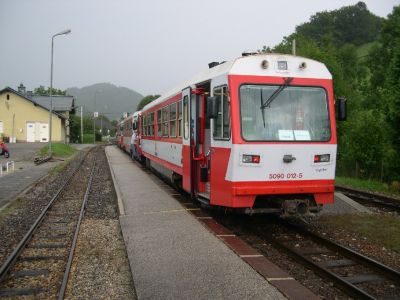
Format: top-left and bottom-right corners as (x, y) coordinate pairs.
(134, 53), (346, 214)
(117, 111), (141, 159)
(116, 115), (132, 152)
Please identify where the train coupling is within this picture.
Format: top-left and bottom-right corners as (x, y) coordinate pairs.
(283, 199), (312, 216)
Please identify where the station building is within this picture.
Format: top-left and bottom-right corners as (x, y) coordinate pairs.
(0, 84), (75, 143)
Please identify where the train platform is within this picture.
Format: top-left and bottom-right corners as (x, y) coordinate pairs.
(0, 144), (94, 210)
(0, 160), (60, 209)
(322, 192), (372, 214)
(105, 146), (288, 300)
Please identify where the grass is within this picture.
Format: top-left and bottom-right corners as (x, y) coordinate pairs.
(39, 143), (77, 157)
(356, 41), (377, 59)
(319, 214), (400, 252)
(49, 160), (70, 176)
(336, 176), (388, 193)
(0, 197), (25, 222)
(336, 176), (400, 197)
(83, 134), (95, 144)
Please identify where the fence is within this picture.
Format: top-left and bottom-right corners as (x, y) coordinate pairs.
(0, 161), (15, 176)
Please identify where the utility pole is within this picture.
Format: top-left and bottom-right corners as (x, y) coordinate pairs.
(292, 39), (296, 56)
(48, 29), (71, 154)
(80, 106), (83, 144)
(93, 114), (96, 145)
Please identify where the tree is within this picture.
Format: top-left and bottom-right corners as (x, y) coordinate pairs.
(366, 5), (400, 180)
(259, 3), (400, 182)
(295, 2), (383, 47)
(136, 95), (160, 111)
(34, 85), (66, 96)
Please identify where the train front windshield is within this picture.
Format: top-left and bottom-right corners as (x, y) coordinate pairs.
(240, 85), (331, 142)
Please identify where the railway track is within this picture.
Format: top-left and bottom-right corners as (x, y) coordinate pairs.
(132, 157), (400, 299)
(0, 147), (97, 299)
(335, 185), (400, 212)
(257, 219), (400, 300)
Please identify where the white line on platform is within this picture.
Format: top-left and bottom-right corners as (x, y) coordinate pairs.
(240, 255), (263, 258)
(267, 277), (295, 281)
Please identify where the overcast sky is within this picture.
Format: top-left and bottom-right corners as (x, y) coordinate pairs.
(0, 0), (398, 96)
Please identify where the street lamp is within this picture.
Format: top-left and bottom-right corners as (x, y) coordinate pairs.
(48, 29), (71, 155)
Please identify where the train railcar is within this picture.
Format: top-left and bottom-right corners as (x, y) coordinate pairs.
(138, 53), (346, 215)
(118, 114), (134, 154)
(132, 111), (142, 159)
(116, 120), (123, 148)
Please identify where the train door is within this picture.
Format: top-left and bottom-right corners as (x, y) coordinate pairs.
(182, 86), (210, 199)
(182, 88), (191, 193)
(193, 86), (211, 200)
(190, 91), (199, 198)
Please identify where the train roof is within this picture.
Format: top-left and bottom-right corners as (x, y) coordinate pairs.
(143, 54), (332, 111)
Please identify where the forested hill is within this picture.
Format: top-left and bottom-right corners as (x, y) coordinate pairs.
(295, 2), (383, 46)
(67, 83), (143, 120)
(261, 2), (400, 185)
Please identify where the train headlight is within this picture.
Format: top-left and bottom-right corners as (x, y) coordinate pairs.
(314, 154), (330, 163)
(242, 154), (260, 164)
(277, 61), (288, 70)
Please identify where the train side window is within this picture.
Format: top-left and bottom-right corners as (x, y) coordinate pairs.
(150, 112), (155, 136)
(183, 96), (189, 139)
(145, 115), (149, 136)
(142, 115), (146, 136)
(213, 86), (231, 140)
(162, 106), (169, 137)
(170, 103), (177, 137)
(178, 100), (182, 137)
(157, 110), (162, 137)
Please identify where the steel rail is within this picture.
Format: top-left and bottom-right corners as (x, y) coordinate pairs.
(262, 220), (400, 300)
(264, 233), (376, 299)
(284, 221), (400, 282)
(0, 149), (92, 283)
(58, 157), (96, 300)
(335, 185), (400, 212)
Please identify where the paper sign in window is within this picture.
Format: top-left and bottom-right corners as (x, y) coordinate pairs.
(278, 130), (294, 140)
(294, 130), (311, 140)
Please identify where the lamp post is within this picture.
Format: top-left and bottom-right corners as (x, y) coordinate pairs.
(48, 29), (71, 155)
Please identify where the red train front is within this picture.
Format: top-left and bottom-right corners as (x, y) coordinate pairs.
(137, 54), (346, 215)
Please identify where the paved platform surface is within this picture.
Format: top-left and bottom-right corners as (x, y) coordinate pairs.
(0, 160), (61, 209)
(321, 192), (372, 214)
(0, 143), (97, 210)
(0, 142), (59, 209)
(105, 146), (286, 300)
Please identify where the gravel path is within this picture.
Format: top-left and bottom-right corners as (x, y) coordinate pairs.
(0, 150), (87, 267)
(0, 146), (136, 299)
(64, 146), (136, 299)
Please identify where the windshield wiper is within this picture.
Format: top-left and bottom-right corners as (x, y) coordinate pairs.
(260, 77), (293, 110)
(260, 77), (293, 128)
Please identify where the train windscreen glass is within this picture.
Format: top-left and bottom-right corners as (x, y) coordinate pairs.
(240, 85), (330, 141)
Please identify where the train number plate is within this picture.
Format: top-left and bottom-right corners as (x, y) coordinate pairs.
(268, 173), (303, 180)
